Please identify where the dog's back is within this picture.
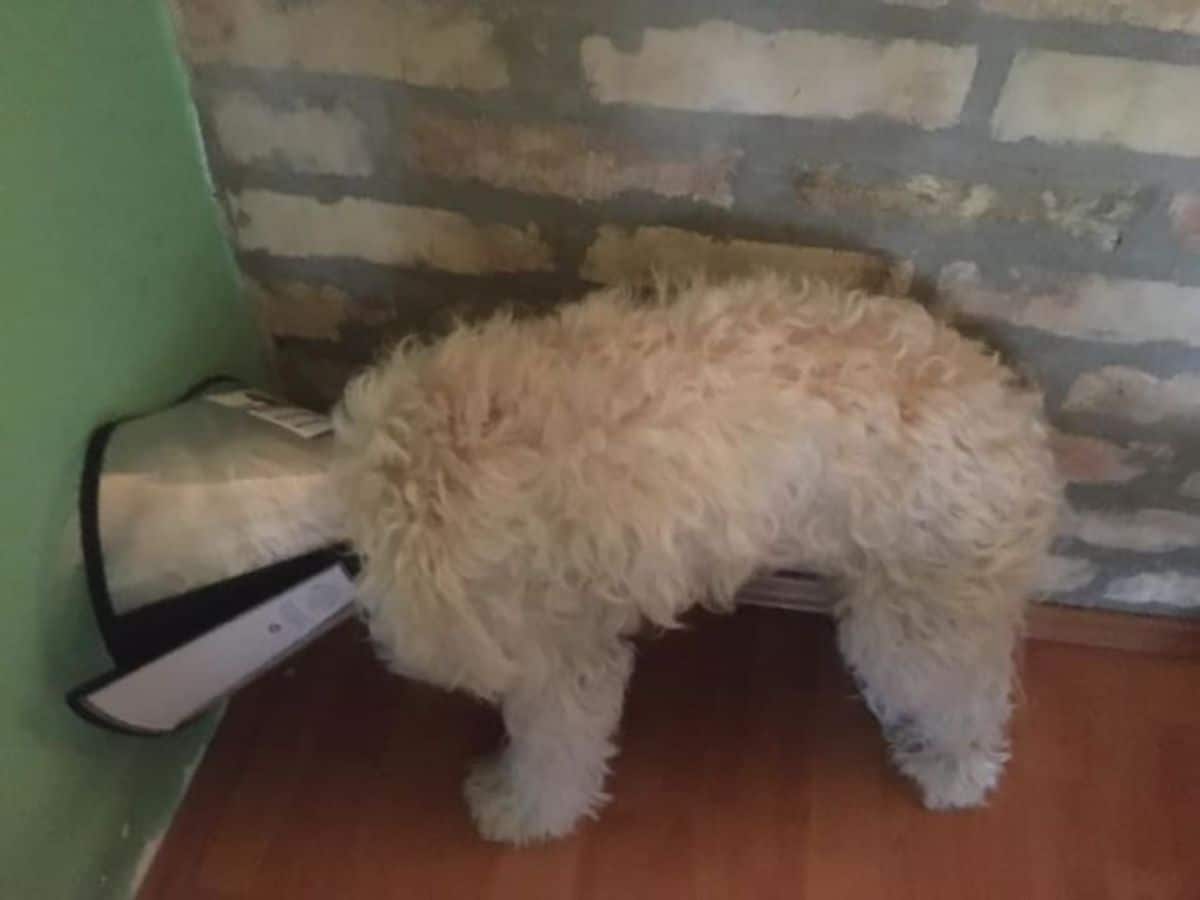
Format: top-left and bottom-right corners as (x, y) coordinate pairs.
(335, 274), (1057, 695)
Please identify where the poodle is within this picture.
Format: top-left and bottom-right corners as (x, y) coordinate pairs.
(332, 273), (1061, 844)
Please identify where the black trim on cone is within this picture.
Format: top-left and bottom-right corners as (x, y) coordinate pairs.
(68, 375), (358, 735)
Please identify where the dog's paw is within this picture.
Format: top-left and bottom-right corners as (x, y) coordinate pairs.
(463, 751), (596, 845)
(898, 746), (1007, 810)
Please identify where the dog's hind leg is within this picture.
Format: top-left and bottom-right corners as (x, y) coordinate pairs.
(835, 568), (1026, 810)
(464, 636), (634, 844)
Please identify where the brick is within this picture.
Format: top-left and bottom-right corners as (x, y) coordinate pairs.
(1169, 193), (1200, 252)
(1050, 430), (1171, 484)
(798, 168), (1136, 250)
(406, 112), (740, 207)
(937, 263), (1200, 346)
(230, 190), (554, 274)
(1062, 367), (1200, 426)
(250, 280), (349, 341)
(1037, 554), (1099, 594)
(1105, 572), (1200, 609)
(173, 0), (509, 90)
(581, 23), (976, 129)
(1064, 507), (1200, 553)
(248, 279), (397, 343)
(993, 51), (1200, 158)
(212, 91), (371, 176)
(980, 0), (1200, 36)
(580, 225), (906, 291)
(1181, 472), (1200, 500)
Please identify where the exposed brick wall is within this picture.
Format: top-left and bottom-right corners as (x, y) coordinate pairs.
(169, 0), (1200, 616)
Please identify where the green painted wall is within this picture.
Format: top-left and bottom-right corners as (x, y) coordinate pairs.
(0, 2), (263, 897)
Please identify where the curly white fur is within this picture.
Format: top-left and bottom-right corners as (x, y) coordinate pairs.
(333, 274), (1060, 843)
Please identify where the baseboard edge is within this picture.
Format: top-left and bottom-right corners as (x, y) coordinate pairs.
(1026, 602), (1200, 658)
(737, 574), (1200, 658)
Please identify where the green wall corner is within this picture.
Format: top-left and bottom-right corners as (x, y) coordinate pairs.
(0, 2), (264, 897)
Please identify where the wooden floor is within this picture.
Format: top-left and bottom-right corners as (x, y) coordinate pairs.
(140, 608), (1200, 900)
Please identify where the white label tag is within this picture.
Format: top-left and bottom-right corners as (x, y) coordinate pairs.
(205, 389), (333, 439)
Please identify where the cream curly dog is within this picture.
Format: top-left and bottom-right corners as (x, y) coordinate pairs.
(333, 273), (1060, 844)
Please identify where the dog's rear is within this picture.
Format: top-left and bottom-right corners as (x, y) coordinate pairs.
(335, 274), (1060, 842)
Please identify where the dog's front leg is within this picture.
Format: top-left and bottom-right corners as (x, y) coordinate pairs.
(464, 638), (634, 845)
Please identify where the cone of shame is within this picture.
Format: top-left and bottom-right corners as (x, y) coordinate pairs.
(68, 378), (353, 735)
